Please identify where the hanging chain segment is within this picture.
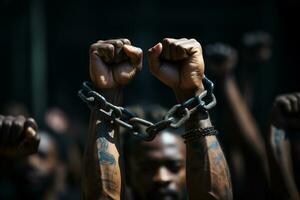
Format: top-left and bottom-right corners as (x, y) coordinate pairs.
(78, 77), (216, 141)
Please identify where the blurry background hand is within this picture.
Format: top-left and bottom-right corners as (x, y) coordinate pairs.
(0, 115), (39, 157)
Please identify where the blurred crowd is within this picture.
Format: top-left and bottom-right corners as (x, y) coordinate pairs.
(0, 31), (300, 200)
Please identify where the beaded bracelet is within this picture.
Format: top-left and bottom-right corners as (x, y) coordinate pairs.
(182, 127), (218, 142)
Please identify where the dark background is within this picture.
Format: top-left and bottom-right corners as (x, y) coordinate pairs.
(0, 0), (299, 130)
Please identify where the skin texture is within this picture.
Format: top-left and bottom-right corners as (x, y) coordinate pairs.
(82, 39), (142, 200)
(205, 43), (269, 199)
(127, 131), (186, 200)
(83, 37), (232, 200)
(149, 38), (232, 200)
(0, 115), (39, 157)
(267, 93), (300, 200)
(148, 38), (204, 102)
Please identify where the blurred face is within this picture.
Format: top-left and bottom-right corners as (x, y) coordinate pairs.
(128, 131), (186, 200)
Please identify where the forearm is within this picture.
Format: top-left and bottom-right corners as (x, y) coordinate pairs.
(81, 90), (123, 200)
(267, 125), (299, 200)
(185, 112), (232, 200)
(223, 76), (267, 166)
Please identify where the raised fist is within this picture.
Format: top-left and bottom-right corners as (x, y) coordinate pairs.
(0, 115), (39, 157)
(148, 38), (205, 102)
(89, 39), (143, 89)
(270, 93), (300, 131)
(204, 43), (237, 78)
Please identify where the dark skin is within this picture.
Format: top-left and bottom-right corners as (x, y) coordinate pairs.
(148, 39), (232, 199)
(127, 131), (186, 200)
(83, 38), (232, 200)
(0, 115), (39, 157)
(240, 31), (272, 107)
(81, 39), (142, 200)
(205, 43), (269, 198)
(267, 93), (300, 200)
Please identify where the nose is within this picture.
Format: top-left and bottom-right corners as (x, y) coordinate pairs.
(153, 166), (172, 186)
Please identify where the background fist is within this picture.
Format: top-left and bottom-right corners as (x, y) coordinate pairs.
(270, 93), (300, 131)
(0, 115), (39, 157)
(89, 39), (143, 89)
(148, 38), (205, 102)
(204, 43), (238, 79)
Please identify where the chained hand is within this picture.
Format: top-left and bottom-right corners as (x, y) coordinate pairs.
(89, 39), (143, 90)
(148, 38), (205, 102)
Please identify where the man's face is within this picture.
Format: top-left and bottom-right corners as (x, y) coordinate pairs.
(128, 131), (186, 200)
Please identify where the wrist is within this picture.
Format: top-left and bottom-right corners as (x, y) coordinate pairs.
(185, 111), (212, 130)
(95, 87), (123, 105)
(174, 87), (204, 103)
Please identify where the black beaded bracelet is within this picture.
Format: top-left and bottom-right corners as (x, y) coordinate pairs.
(182, 127), (218, 142)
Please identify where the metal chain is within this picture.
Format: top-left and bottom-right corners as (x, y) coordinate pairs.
(78, 77), (216, 141)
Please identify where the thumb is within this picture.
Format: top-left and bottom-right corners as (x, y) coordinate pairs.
(148, 43), (163, 75)
(123, 45), (143, 71)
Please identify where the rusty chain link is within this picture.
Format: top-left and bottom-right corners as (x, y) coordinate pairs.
(78, 77), (216, 141)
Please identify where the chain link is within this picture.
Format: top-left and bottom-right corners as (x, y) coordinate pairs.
(78, 77), (217, 141)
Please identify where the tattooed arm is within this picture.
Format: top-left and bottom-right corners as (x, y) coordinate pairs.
(184, 113), (232, 200)
(81, 39), (142, 200)
(267, 93), (300, 200)
(148, 38), (232, 200)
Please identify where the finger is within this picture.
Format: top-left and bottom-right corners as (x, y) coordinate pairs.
(92, 42), (115, 63)
(105, 39), (123, 53)
(148, 43), (163, 75)
(10, 115), (26, 146)
(164, 38), (179, 61)
(174, 38), (189, 60)
(178, 39), (202, 55)
(123, 45), (143, 71)
(18, 128), (40, 156)
(162, 38), (172, 60)
(278, 97), (292, 114)
(148, 42), (179, 87)
(294, 93), (300, 114)
(104, 39), (127, 62)
(24, 118), (38, 132)
(0, 116), (14, 148)
(90, 44), (115, 88)
(120, 38), (131, 45)
(167, 38), (188, 60)
(287, 95), (299, 113)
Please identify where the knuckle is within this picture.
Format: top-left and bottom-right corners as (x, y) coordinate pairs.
(107, 44), (114, 51)
(3, 116), (13, 125)
(136, 48), (143, 56)
(13, 119), (24, 129)
(190, 38), (201, 47)
(90, 43), (98, 50)
(123, 39), (131, 45)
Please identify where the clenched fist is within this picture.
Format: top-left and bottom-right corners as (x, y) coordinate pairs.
(270, 93), (300, 131)
(89, 39), (143, 89)
(148, 38), (205, 102)
(0, 115), (39, 157)
(204, 43), (238, 78)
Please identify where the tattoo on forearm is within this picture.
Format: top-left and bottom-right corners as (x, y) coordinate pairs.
(101, 178), (118, 192)
(97, 137), (116, 165)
